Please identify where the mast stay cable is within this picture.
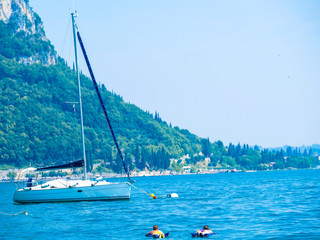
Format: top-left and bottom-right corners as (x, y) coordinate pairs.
(76, 30), (134, 183)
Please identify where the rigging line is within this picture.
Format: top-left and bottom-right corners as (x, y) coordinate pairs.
(129, 183), (150, 196)
(59, 17), (72, 59)
(0, 211), (28, 216)
(76, 30), (133, 183)
(128, 183), (175, 199)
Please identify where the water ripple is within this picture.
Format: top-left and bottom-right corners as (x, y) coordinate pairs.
(1, 170), (320, 239)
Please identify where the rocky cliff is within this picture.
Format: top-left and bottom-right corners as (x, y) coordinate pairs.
(0, 0), (56, 65)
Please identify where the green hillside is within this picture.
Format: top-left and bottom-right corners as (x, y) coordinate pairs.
(0, 1), (318, 173)
(0, 13), (203, 171)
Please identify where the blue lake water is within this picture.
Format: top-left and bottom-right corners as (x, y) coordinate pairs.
(1, 169), (320, 239)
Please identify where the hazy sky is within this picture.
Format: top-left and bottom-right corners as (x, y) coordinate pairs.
(29, 0), (320, 148)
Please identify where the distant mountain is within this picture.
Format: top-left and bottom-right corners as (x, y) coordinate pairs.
(0, 0), (203, 170)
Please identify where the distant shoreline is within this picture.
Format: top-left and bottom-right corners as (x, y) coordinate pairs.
(1, 167), (319, 182)
(0, 168), (250, 182)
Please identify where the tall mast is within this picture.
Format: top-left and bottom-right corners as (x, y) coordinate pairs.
(71, 12), (87, 180)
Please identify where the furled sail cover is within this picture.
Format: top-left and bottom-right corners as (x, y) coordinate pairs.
(36, 160), (84, 171)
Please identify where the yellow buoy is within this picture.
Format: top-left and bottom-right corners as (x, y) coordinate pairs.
(150, 193), (154, 198)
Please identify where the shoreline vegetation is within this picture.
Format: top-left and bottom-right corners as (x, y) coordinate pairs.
(1, 145), (320, 182)
(1, 166), (319, 183)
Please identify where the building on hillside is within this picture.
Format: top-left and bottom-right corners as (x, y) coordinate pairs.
(182, 166), (191, 173)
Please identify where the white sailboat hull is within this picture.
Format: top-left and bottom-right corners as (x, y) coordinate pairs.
(13, 181), (131, 203)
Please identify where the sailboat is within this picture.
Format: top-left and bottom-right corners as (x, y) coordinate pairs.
(13, 12), (133, 203)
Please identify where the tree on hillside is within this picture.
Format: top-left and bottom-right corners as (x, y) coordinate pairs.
(7, 171), (17, 181)
(309, 148), (314, 156)
(286, 146), (293, 156)
(220, 156), (237, 168)
(201, 138), (212, 157)
(235, 143), (241, 157)
(227, 143), (235, 157)
(113, 154), (123, 173)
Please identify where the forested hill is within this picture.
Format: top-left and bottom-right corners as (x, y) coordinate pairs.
(1, 0), (319, 173)
(0, 0), (202, 170)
